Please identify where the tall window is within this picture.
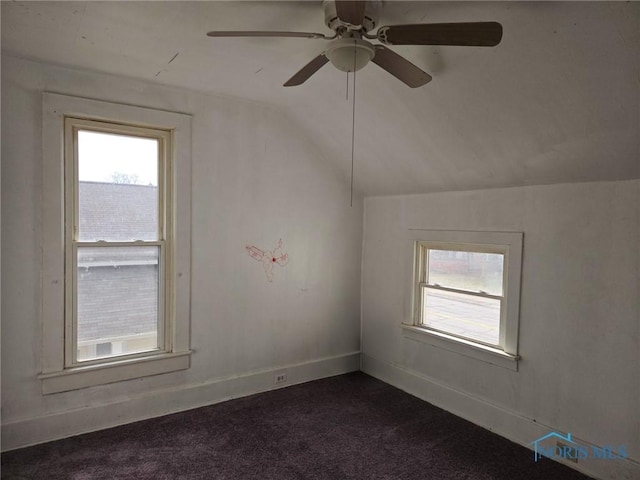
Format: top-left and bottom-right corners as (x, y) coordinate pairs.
(41, 93), (191, 394)
(65, 118), (171, 365)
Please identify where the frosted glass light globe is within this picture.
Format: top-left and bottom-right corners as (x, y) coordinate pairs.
(325, 38), (375, 72)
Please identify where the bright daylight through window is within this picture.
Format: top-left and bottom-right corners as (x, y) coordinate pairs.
(407, 231), (522, 368)
(67, 119), (169, 364)
(418, 246), (504, 347)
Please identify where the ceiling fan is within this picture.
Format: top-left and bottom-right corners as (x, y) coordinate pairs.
(207, 0), (503, 88)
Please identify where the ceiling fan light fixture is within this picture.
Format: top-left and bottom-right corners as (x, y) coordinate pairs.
(325, 38), (375, 72)
(207, 1), (504, 87)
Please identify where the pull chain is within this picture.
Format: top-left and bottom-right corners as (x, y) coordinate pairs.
(350, 40), (357, 207)
(346, 70), (349, 100)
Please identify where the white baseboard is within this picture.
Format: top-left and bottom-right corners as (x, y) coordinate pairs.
(2, 351), (361, 452)
(361, 354), (640, 480)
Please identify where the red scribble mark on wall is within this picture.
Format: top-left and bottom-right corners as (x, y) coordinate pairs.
(245, 239), (289, 282)
(246, 245), (264, 261)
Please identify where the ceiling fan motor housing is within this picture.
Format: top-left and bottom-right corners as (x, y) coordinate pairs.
(323, 0), (381, 32)
(325, 38), (375, 72)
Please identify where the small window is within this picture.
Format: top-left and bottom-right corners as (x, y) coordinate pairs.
(417, 245), (505, 347)
(405, 231), (523, 369)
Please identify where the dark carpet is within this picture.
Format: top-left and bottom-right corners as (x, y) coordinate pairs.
(2, 372), (593, 479)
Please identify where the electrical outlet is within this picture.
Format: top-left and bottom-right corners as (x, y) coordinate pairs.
(556, 442), (579, 463)
(275, 372), (287, 384)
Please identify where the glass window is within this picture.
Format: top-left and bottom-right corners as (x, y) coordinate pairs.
(77, 131), (159, 242)
(76, 246), (160, 361)
(40, 93), (192, 394)
(413, 239), (518, 351)
(422, 288), (501, 346)
(66, 118), (169, 365)
(427, 250), (504, 295)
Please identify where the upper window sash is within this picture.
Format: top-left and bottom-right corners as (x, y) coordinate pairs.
(65, 117), (171, 243)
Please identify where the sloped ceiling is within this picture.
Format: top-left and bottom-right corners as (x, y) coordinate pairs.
(2, 1), (638, 196)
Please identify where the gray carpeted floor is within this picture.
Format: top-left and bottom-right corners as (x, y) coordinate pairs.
(2, 372), (593, 479)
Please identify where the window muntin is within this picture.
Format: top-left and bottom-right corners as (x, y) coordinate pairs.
(66, 118), (171, 365)
(415, 242), (508, 349)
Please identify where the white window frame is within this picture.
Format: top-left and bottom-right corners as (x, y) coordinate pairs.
(403, 230), (523, 371)
(65, 117), (170, 366)
(40, 93), (192, 394)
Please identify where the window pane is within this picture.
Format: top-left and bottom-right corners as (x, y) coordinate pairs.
(76, 246), (160, 362)
(422, 288), (500, 346)
(427, 249), (504, 295)
(77, 130), (159, 241)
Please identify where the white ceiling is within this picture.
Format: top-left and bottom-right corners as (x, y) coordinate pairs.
(2, 1), (639, 196)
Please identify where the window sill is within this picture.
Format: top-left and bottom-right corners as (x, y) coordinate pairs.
(39, 350), (192, 394)
(402, 324), (519, 371)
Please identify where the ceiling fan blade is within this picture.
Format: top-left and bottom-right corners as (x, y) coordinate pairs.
(371, 46), (432, 88)
(283, 54), (330, 87)
(335, 0), (366, 26)
(207, 31), (331, 39)
(377, 22), (503, 47)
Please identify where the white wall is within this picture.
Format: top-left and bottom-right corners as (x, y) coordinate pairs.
(1, 55), (362, 449)
(361, 180), (639, 480)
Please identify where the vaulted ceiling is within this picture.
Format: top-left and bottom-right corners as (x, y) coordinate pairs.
(2, 1), (638, 196)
